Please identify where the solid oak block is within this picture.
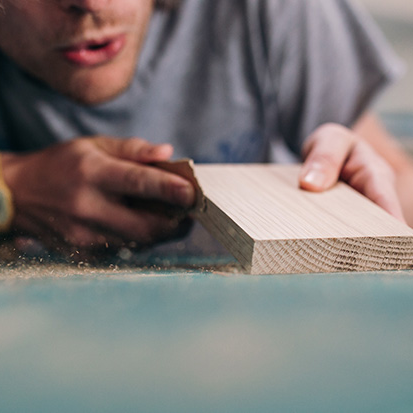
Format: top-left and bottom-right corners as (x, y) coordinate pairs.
(161, 162), (413, 274)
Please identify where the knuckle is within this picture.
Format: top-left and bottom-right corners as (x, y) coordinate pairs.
(129, 137), (146, 148)
(123, 166), (147, 195)
(77, 151), (103, 184)
(310, 151), (340, 170)
(71, 139), (98, 160)
(63, 140), (103, 185)
(120, 138), (148, 159)
(68, 190), (96, 221)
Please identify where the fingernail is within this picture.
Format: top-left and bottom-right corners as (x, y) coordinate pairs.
(152, 144), (173, 158)
(301, 169), (326, 190)
(141, 144), (172, 161)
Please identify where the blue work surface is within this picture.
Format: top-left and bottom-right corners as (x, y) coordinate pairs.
(1, 267), (413, 413)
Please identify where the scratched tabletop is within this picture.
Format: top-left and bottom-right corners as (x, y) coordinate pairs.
(0, 255), (413, 413)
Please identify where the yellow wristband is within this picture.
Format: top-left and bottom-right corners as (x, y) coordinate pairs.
(0, 155), (14, 233)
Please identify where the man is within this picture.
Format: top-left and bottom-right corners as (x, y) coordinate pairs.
(0, 0), (412, 256)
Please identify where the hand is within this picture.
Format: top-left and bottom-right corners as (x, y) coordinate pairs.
(299, 123), (405, 222)
(2, 137), (196, 255)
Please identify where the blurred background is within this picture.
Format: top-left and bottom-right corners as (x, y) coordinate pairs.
(357, 0), (413, 146)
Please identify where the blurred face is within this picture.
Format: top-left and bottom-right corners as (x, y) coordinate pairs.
(0, 0), (154, 104)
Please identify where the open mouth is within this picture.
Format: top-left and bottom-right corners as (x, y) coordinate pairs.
(60, 35), (126, 67)
(88, 42), (111, 50)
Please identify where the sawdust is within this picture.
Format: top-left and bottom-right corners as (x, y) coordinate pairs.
(0, 232), (242, 280)
(0, 261), (242, 280)
(0, 245), (242, 280)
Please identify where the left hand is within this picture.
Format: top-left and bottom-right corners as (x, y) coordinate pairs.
(299, 123), (406, 223)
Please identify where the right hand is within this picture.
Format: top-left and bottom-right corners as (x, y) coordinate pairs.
(2, 136), (196, 255)
(299, 123), (405, 222)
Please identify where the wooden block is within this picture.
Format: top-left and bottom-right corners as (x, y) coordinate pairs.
(161, 162), (413, 274)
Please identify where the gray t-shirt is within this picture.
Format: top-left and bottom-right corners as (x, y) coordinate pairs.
(0, 0), (403, 162)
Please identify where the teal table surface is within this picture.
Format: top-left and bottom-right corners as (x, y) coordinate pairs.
(1, 264), (413, 413)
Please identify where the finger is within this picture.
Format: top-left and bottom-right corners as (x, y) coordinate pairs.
(45, 186), (190, 245)
(14, 197), (192, 252)
(94, 136), (174, 163)
(24, 185), (192, 246)
(15, 208), (125, 251)
(299, 124), (356, 192)
(91, 159), (196, 207)
(341, 142), (406, 223)
(53, 210), (191, 253)
(360, 176), (405, 222)
(91, 199), (190, 244)
(57, 221), (124, 250)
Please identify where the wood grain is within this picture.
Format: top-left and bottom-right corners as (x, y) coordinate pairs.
(162, 162), (413, 274)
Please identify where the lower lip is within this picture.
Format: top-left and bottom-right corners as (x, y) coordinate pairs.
(60, 35), (126, 67)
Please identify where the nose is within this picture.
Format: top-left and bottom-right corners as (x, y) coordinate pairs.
(59, 0), (111, 13)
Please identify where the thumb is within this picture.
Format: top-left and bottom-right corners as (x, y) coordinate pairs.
(299, 124), (356, 192)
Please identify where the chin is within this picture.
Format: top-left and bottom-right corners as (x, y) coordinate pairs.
(66, 75), (134, 106)
(64, 83), (131, 106)
(42, 58), (137, 106)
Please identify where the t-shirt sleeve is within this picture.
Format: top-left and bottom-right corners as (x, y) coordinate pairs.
(260, 0), (404, 156)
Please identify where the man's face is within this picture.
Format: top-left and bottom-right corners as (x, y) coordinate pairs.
(0, 0), (154, 104)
